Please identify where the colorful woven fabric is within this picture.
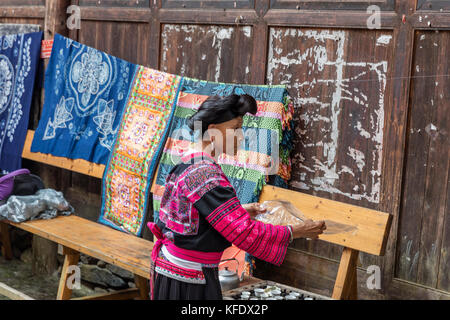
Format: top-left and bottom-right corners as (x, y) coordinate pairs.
(0, 31), (43, 173)
(152, 77), (295, 222)
(98, 66), (183, 235)
(31, 34), (138, 165)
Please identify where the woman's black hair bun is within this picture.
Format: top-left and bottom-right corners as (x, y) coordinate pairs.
(232, 94), (257, 117)
(186, 93), (257, 134)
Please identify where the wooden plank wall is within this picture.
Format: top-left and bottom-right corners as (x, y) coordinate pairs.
(0, 0), (449, 299)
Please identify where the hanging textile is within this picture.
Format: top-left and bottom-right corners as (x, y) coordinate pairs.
(152, 77), (295, 223)
(31, 33), (138, 165)
(98, 66), (183, 235)
(0, 31), (43, 173)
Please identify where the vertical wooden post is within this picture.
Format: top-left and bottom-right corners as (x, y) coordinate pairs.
(134, 274), (150, 300)
(0, 223), (13, 260)
(332, 247), (359, 300)
(32, 0), (72, 275)
(56, 246), (80, 300)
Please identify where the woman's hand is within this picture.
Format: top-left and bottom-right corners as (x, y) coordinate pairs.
(290, 219), (326, 240)
(242, 202), (267, 218)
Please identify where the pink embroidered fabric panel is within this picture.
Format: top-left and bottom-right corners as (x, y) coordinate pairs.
(203, 196), (290, 266)
(158, 158), (231, 236)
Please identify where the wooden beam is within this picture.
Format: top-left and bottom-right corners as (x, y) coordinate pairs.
(0, 222), (12, 260)
(332, 248), (359, 300)
(0, 282), (34, 300)
(0, 6), (45, 19)
(56, 246), (80, 300)
(71, 288), (139, 300)
(264, 9), (399, 29)
(134, 275), (150, 300)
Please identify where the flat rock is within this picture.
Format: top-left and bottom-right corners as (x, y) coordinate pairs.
(80, 264), (127, 289)
(105, 264), (134, 281)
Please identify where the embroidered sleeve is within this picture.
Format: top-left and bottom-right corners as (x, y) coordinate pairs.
(181, 165), (290, 266)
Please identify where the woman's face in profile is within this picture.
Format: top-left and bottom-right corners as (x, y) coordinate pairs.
(208, 117), (244, 157)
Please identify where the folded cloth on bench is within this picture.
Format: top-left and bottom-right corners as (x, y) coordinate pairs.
(0, 31), (43, 174)
(98, 66), (183, 235)
(31, 33), (138, 165)
(0, 189), (73, 223)
(0, 24), (40, 36)
(152, 78), (295, 223)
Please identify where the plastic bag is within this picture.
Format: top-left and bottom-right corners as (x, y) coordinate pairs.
(0, 189), (74, 223)
(255, 200), (305, 226)
(255, 200), (357, 235)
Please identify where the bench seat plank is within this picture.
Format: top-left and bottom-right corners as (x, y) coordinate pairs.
(6, 215), (152, 279)
(259, 185), (392, 256)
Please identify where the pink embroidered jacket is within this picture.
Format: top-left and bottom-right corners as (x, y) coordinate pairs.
(149, 151), (291, 275)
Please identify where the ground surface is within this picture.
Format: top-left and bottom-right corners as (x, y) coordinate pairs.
(0, 256), (95, 300)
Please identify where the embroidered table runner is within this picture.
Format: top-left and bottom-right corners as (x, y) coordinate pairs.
(31, 33), (138, 165)
(0, 31), (43, 173)
(98, 66), (183, 235)
(152, 77), (295, 223)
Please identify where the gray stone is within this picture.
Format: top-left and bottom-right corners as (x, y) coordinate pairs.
(128, 282), (136, 288)
(94, 287), (108, 294)
(80, 264), (127, 289)
(80, 253), (97, 265)
(20, 248), (33, 264)
(97, 260), (106, 268)
(105, 264), (134, 281)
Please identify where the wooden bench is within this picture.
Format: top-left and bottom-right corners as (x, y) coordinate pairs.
(0, 130), (152, 300)
(258, 185), (392, 300)
(0, 131), (392, 300)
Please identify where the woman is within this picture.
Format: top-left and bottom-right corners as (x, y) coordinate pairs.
(147, 94), (326, 300)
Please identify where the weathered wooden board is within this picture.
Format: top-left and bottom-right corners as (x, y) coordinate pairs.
(0, 0), (44, 5)
(267, 27), (393, 207)
(417, 0), (450, 11)
(396, 30), (449, 290)
(160, 24), (253, 83)
(269, 0), (395, 11)
(161, 0), (255, 9)
(266, 27), (393, 267)
(79, 0), (150, 7)
(78, 20), (150, 67)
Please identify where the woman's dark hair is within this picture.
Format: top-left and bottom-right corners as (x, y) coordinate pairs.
(186, 94), (257, 135)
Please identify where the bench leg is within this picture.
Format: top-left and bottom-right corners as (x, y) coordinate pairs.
(134, 274), (150, 300)
(57, 246), (80, 300)
(332, 247), (359, 300)
(0, 222), (13, 260)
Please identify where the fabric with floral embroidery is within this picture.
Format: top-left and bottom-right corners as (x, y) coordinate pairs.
(31, 33), (138, 165)
(0, 31), (43, 173)
(98, 66), (183, 235)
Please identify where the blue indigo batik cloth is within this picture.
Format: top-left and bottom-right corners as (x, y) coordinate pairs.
(0, 31), (43, 173)
(0, 24), (41, 36)
(31, 33), (138, 165)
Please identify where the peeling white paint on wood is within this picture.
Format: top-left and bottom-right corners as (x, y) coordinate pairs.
(376, 35), (392, 46)
(267, 28), (390, 203)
